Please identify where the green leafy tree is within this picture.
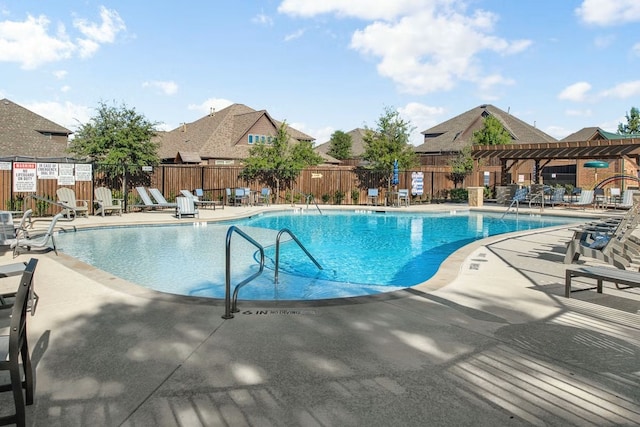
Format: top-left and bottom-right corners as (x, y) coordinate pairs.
(68, 101), (159, 201)
(241, 121), (323, 203)
(327, 130), (353, 159)
(362, 107), (418, 187)
(447, 146), (474, 188)
(618, 106), (640, 134)
(472, 115), (512, 145)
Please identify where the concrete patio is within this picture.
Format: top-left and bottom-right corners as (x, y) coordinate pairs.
(1, 204), (639, 426)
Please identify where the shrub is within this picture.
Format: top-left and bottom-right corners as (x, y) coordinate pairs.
(321, 194), (331, 204)
(351, 189), (360, 204)
(449, 188), (468, 201)
(333, 190), (345, 205)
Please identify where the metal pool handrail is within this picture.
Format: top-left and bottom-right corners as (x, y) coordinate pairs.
(274, 228), (322, 284)
(222, 225), (265, 319)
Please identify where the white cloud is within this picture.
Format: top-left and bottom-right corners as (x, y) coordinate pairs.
(0, 7), (125, 69)
(24, 101), (92, 130)
(252, 12), (274, 26)
(576, 0), (640, 26)
(284, 29), (305, 41)
(279, 2), (530, 95)
(398, 102), (445, 145)
(278, 0), (429, 20)
(558, 81), (592, 102)
(289, 122), (333, 144)
(0, 14), (75, 69)
(142, 80), (179, 95)
(600, 80), (640, 98)
(187, 98), (234, 115)
(73, 6), (125, 44)
(60, 85), (71, 93)
(632, 42), (640, 56)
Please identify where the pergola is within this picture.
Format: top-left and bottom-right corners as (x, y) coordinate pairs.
(470, 138), (640, 186)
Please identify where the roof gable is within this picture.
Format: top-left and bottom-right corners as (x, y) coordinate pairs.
(157, 103), (315, 162)
(414, 104), (556, 154)
(0, 98), (72, 159)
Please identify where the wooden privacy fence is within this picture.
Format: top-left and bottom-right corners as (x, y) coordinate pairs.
(0, 163), (502, 215)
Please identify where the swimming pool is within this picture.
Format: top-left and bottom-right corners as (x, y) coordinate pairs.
(56, 210), (581, 300)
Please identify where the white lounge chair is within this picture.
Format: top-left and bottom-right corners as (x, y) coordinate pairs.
(149, 188), (177, 207)
(11, 213), (64, 256)
(56, 187), (89, 219)
(571, 189), (594, 209)
(180, 189), (220, 210)
(133, 187), (175, 211)
(94, 187), (123, 217)
(175, 196), (198, 219)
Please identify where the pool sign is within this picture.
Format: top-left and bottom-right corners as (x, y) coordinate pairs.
(311, 173), (323, 179)
(411, 172), (424, 196)
(13, 162), (37, 192)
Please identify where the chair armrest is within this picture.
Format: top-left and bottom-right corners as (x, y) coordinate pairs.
(78, 199), (89, 207)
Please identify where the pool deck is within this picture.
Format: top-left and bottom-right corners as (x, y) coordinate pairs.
(1, 203), (640, 426)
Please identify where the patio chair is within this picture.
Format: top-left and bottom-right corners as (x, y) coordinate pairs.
(94, 187), (123, 217)
(225, 188), (234, 206)
(367, 188), (379, 206)
(0, 258), (37, 427)
(175, 196), (199, 219)
(149, 188), (178, 208)
(56, 187), (89, 219)
(234, 188), (249, 206)
(548, 187), (567, 207)
(257, 188), (271, 206)
(11, 213), (63, 257)
(398, 189), (410, 207)
(608, 187), (621, 208)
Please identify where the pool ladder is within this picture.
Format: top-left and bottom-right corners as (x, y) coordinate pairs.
(222, 226), (322, 319)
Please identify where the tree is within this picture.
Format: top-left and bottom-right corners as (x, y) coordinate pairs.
(67, 101), (159, 201)
(447, 146), (474, 188)
(618, 106), (640, 134)
(472, 115), (512, 146)
(362, 107), (418, 187)
(241, 121), (323, 203)
(327, 130), (353, 160)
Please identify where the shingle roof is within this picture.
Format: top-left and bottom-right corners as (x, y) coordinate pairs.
(314, 128), (368, 159)
(562, 127), (640, 142)
(414, 104), (557, 154)
(157, 103), (315, 161)
(0, 98), (72, 159)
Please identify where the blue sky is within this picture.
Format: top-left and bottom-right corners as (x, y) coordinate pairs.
(2, 0), (640, 146)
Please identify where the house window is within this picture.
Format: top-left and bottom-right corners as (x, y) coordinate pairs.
(214, 159), (234, 165)
(248, 134), (254, 144)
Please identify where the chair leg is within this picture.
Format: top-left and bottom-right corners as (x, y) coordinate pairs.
(10, 362), (26, 426)
(21, 341), (34, 405)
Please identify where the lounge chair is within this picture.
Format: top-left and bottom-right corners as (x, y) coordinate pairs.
(564, 202), (640, 268)
(367, 188), (379, 206)
(132, 187), (174, 211)
(149, 188), (178, 208)
(11, 213), (64, 257)
(56, 187), (89, 219)
(565, 264), (640, 298)
(571, 189), (594, 209)
(175, 196), (199, 219)
(615, 189), (636, 209)
(180, 189), (220, 210)
(0, 258), (37, 427)
(94, 187), (123, 217)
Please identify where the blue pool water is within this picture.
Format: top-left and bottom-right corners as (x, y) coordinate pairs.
(56, 210), (581, 300)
